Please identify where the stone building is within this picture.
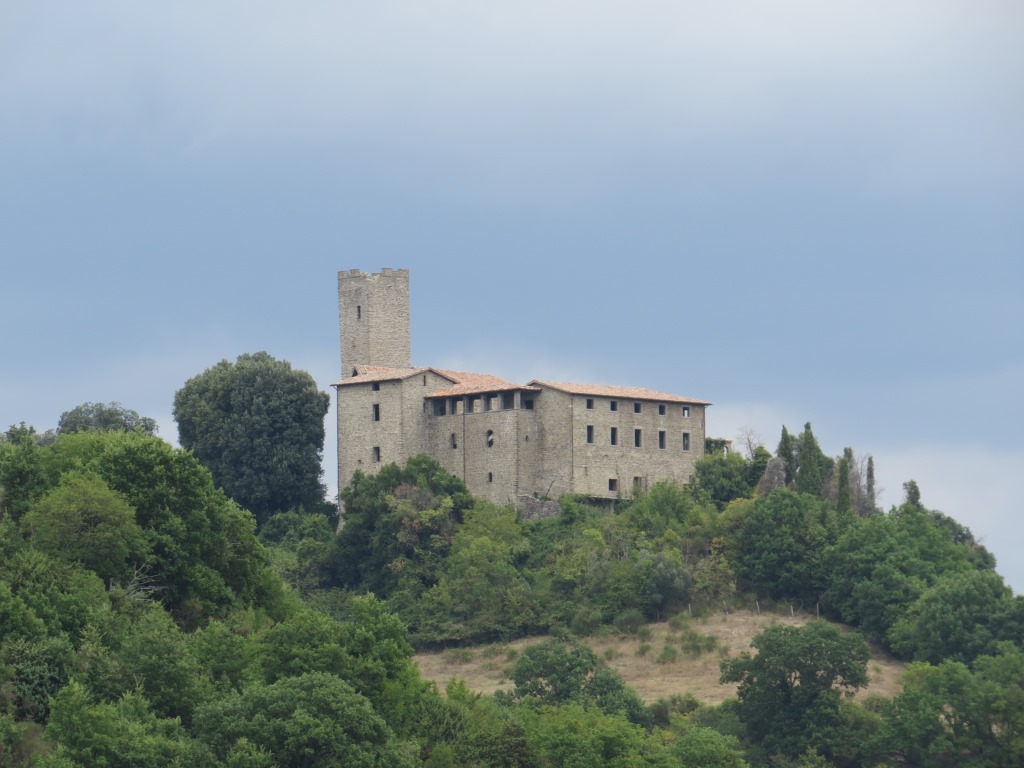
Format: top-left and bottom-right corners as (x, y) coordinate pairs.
(334, 268), (711, 508)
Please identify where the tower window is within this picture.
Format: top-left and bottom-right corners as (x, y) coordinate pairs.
(586, 398), (594, 410)
(634, 402), (642, 414)
(658, 404), (666, 416)
(682, 406), (690, 418)
(683, 432), (691, 451)
(356, 305), (362, 320)
(372, 446), (381, 462)
(451, 433), (458, 449)
(610, 400), (618, 412)
(486, 430), (494, 447)
(634, 429), (642, 448)
(487, 472), (493, 483)
(610, 427), (618, 446)
(372, 382), (380, 391)
(586, 425), (594, 444)
(658, 430), (666, 449)
(372, 404), (380, 421)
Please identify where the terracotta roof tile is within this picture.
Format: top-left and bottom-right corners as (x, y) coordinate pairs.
(333, 365), (427, 387)
(426, 369), (540, 397)
(530, 380), (711, 405)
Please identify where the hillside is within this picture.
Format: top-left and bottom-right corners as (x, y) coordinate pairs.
(416, 610), (906, 704)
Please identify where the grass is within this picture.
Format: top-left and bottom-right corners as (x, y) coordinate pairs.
(414, 610), (907, 705)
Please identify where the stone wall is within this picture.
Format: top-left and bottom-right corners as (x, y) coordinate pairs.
(338, 268), (411, 375)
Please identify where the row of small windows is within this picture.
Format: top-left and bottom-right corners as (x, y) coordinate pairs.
(432, 393), (533, 416)
(586, 426), (690, 450)
(585, 398), (690, 418)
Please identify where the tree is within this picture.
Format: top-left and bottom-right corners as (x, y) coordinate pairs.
(20, 472), (144, 582)
(173, 352), (330, 525)
(195, 672), (414, 768)
(57, 402), (157, 436)
(720, 621), (870, 760)
(887, 570), (1013, 664)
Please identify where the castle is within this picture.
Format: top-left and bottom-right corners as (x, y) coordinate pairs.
(334, 268), (711, 510)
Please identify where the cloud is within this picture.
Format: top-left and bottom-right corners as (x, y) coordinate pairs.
(4, 1), (1020, 199)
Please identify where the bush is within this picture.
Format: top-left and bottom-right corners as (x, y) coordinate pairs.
(657, 644), (679, 664)
(613, 609), (646, 636)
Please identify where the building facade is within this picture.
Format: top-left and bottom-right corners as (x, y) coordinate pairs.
(335, 268), (711, 508)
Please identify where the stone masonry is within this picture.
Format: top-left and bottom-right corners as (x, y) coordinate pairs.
(334, 269), (711, 511)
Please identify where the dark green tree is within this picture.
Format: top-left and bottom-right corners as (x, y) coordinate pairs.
(509, 638), (649, 725)
(57, 402), (157, 436)
(195, 672), (414, 768)
(835, 449), (852, 515)
(720, 621), (870, 760)
(795, 422), (832, 497)
(887, 569), (1013, 664)
(173, 352), (330, 525)
(865, 455), (877, 513)
(776, 426), (797, 486)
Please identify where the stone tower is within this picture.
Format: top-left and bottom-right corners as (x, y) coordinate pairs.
(337, 268), (411, 377)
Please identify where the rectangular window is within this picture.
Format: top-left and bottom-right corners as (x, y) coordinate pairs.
(484, 396), (493, 412)
(586, 398), (594, 410)
(523, 399), (534, 410)
(634, 428), (642, 448)
(502, 392), (515, 410)
(372, 446), (381, 462)
(610, 400), (618, 412)
(658, 404), (666, 416)
(372, 403), (380, 421)
(450, 433), (458, 449)
(634, 402), (642, 414)
(610, 427), (618, 446)
(586, 425), (594, 444)
(683, 432), (691, 451)
(608, 478), (618, 492)
(466, 397), (476, 414)
(372, 382), (380, 392)
(433, 400), (446, 416)
(682, 406), (690, 418)
(658, 430), (666, 449)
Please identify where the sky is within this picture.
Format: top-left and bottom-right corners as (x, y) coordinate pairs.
(2, 2), (1022, 590)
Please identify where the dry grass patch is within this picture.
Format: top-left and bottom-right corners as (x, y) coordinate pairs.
(414, 610), (906, 705)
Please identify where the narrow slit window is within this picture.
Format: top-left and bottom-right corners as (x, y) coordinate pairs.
(487, 472), (494, 483)
(610, 426), (618, 446)
(586, 425), (594, 444)
(486, 430), (494, 447)
(451, 433), (458, 449)
(372, 404), (380, 421)
(356, 305), (361, 320)
(658, 430), (666, 449)
(634, 428), (642, 448)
